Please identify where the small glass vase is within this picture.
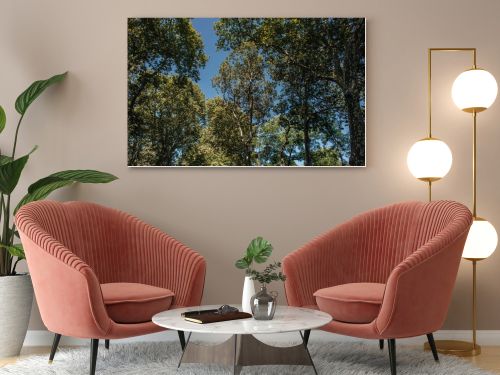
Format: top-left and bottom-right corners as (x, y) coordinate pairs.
(250, 285), (278, 320)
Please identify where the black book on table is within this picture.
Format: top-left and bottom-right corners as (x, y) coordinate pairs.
(181, 309), (218, 317)
(183, 311), (253, 324)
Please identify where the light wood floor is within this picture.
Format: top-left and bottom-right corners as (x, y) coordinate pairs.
(465, 346), (500, 373)
(2, 345), (500, 372)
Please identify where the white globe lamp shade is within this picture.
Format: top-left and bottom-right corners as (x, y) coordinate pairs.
(462, 218), (498, 259)
(452, 69), (498, 112)
(407, 138), (453, 181)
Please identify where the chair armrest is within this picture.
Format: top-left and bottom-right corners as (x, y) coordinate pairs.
(283, 220), (358, 307)
(18, 230), (111, 339)
(375, 227), (470, 338)
(125, 219), (206, 307)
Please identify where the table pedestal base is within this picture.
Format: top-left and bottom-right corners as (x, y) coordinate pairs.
(178, 332), (317, 374)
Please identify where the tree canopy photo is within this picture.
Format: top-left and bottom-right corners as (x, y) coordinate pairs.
(128, 18), (365, 167)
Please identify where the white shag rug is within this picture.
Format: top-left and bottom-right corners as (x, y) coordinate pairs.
(0, 341), (494, 374)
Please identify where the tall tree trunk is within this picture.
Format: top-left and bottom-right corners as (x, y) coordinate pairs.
(302, 104), (312, 166)
(302, 77), (312, 166)
(279, 122), (292, 165)
(158, 122), (173, 166)
(345, 90), (365, 166)
(303, 119), (311, 166)
(247, 91), (255, 166)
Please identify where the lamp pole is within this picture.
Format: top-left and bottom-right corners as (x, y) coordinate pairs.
(423, 47), (484, 357)
(472, 111), (477, 218)
(462, 109), (486, 355)
(470, 108), (479, 352)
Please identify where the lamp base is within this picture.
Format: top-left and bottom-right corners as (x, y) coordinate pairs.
(423, 340), (481, 357)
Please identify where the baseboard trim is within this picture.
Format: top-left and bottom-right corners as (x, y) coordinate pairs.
(23, 329), (500, 347)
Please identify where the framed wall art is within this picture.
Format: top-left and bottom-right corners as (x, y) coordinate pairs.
(128, 18), (366, 167)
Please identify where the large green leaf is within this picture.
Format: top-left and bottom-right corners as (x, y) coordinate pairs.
(0, 105), (5, 134)
(0, 147), (37, 194)
(15, 72), (67, 115)
(15, 169), (118, 213)
(28, 170), (117, 193)
(51, 169), (117, 183)
(246, 237), (273, 264)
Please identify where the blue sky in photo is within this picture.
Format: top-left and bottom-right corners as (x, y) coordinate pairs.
(191, 18), (227, 99)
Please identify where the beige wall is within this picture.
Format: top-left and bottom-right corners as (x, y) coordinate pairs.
(1, 0), (500, 331)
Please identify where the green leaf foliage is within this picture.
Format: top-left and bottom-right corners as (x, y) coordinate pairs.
(15, 72), (67, 115)
(235, 258), (250, 269)
(16, 180), (73, 213)
(246, 236), (273, 263)
(184, 98), (247, 166)
(235, 236), (274, 272)
(0, 155), (13, 166)
(0, 105), (5, 134)
(15, 170), (118, 214)
(249, 261), (286, 285)
(0, 148), (37, 194)
(129, 76), (206, 166)
(28, 170), (117, 193)
(1, 244), (25, 260)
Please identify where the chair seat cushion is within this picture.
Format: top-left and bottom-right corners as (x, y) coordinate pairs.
(313, 283), (385, 324)
(101, 283), (174, 324)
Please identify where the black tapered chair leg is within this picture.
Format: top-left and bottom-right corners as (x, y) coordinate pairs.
(388, 339), (396, 375)
(303, 329), (311, 347)
(90, 339), (99, 375)
(379, 339), (384, 350)
(48, 333), (62, 363)
(177, 330), (186, 350)
(426, 333), (439, 362)
(105, 339), (110, 350)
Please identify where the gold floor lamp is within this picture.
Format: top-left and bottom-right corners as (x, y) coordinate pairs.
(407, 48), (498, 356)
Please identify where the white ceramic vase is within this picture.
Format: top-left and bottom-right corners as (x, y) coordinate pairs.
(241, 275), (255, 313)
(0, 274), (34, 358)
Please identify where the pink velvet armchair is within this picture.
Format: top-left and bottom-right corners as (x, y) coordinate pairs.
(16, 200), (206, 375)
(283, 200), (472, 375)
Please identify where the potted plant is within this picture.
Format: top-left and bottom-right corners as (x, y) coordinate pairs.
(0, 72), (117, 358)
(248, 261), (286, 320)
(235, 237), (286, 318)
(235, 237), (273, 313)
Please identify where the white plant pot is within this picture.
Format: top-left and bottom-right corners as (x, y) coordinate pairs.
(241, 276), (255, 313)
(0, 274), (33, 358)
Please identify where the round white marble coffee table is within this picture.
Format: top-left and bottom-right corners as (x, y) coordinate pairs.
(153, 305), (332, 374)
